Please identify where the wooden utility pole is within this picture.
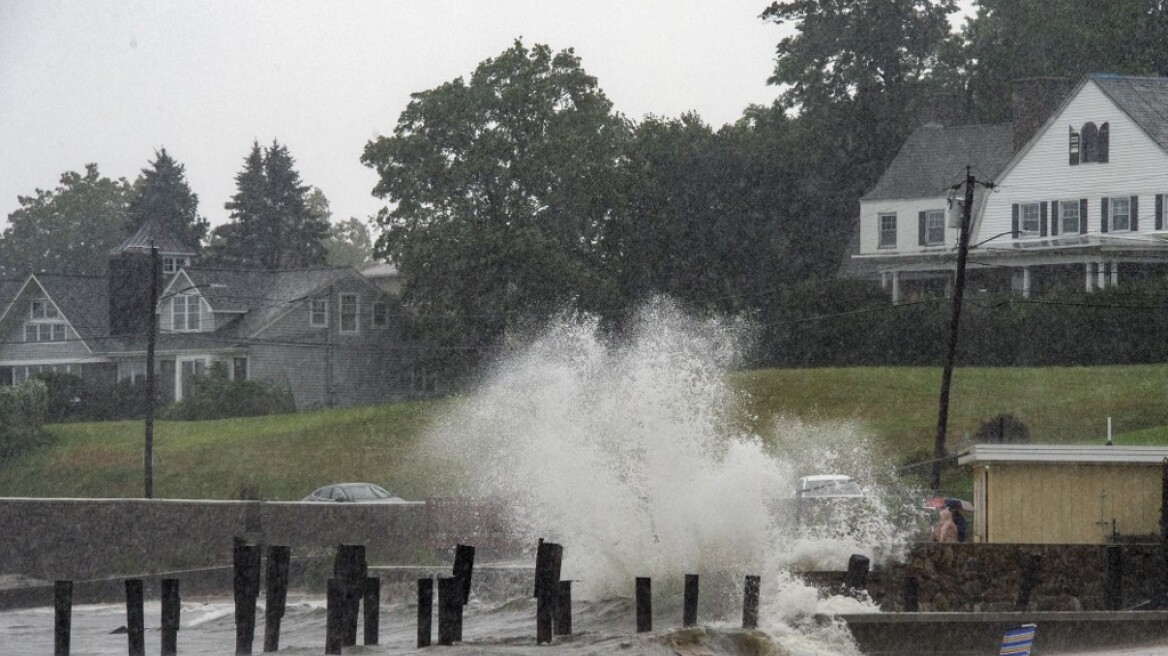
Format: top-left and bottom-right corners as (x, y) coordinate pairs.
(930, 168), (981, 493)
(144, 244), (159, 499)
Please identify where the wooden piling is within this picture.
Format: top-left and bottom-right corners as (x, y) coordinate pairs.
(454, 544), (476, 603)
(683, 574), (699, 627)
(845, 554), (870, 590)
(417, 578), (433, 648)
(1014, 553), (1042, 612)
(554, 580), (572, 636)
(903, 576), (919, 612)
(53, 580), (71, 656)
(1105, 545), (1124, 610)
(325, 578), (344, 655)
(742, 575), (760, 629)
(160, 578), (180, 656)
(535, 541), (562, 644)
(233, 543), (261, 654)
(334, 544), (367, 648)
(125, 579), (145, 656)
(437, 576), (460, 646)
(635, 577), (652, 633)
(363, 577), (380, 646)
(263, 545), (290, 652)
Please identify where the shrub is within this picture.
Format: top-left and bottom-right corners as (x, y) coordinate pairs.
(164, 363), (295, 421)
(34, 371), (87, 422)
(0, 379), (50, 459)
(974, 413), (1030, 444)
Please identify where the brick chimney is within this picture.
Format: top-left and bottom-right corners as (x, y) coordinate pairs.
(1012, 77), (1074, 152)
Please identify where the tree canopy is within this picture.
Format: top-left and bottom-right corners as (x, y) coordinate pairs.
(0, 164), (131, 276)
(207, 140), (330, 269)
(125, 148), (208, 249)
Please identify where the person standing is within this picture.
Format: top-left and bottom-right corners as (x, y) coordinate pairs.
(946, 500), (967, 543)
(933, 507), (958, 543)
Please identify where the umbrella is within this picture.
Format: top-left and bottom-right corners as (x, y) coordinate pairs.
(923, 497), (974, 512)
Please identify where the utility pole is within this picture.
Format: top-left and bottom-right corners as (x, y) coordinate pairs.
(144, 244), (159, 499)
(930, 167), (993, 493)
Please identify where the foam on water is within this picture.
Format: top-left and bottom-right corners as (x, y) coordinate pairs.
(420, 300), (913, 654)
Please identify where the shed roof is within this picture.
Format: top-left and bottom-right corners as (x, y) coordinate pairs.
(959, 444), (1168, 465)
(861, 123), (1014, 201)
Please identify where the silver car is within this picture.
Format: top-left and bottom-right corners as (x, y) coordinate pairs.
(302, 482), (404, 503)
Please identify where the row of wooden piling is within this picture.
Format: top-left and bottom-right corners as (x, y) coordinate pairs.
(53, 577), (181, 656)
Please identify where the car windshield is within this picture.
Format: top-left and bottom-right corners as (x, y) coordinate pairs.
(346, 485), (390, 500)
(801, 479), (862, 497)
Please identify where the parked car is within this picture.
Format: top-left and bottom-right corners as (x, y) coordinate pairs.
(302, 482), (405, 503)
(795, 474), (865, 499)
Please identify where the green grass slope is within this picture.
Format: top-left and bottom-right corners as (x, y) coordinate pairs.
(4, 364), (1168, 500)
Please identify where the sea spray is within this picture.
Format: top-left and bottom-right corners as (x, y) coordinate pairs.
(419, 299), (909, 652)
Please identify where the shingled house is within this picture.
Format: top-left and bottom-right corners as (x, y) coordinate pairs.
(0, 220), (435, 409)
(853, 75), (1168, 301)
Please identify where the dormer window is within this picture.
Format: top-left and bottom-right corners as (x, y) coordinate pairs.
(30, 299), (59, 319)
(25, 298), (66, 342)
(172, 294), (202, 331)
(162, 256), (191, 274)
(1071, 122), (1109, 165)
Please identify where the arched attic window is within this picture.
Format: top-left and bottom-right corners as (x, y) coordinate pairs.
(1080, 122), (1110, 163)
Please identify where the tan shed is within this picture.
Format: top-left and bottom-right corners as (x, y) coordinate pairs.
(958, 444), (1168, 544)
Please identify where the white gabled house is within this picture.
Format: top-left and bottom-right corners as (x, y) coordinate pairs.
(853, 75), (1168, 300)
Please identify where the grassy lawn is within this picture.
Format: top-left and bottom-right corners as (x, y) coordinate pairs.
(4, 363), (1168, 500)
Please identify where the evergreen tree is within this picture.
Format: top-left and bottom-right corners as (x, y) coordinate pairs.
(125, 148), (208, 248)
(209, 140), (329, 269)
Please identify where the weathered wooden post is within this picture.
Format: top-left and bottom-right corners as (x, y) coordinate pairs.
(1014, 553), (1042, 612)
(125, 579), (145, 656)
(437, 576), (460, 645)
(233, 543), (261, 654)
(554, 580), (572, 636)
(535, 541), (563, 644)
(417, 578), (433, 648)
(263, 545), (290, 652)
(845, 554), (870, 590)
(325, 579), (344, 655)
(683, 574), (699, 627)
(635, 577), (652, 633)
(1160, 458), (1168, 607)
(54, 580), (71, 656)
(452, 544), (474, 641)
(334, 544), (367, 647)
(363, 577), (380, 646)
(742, 575), (760, 629)
(1105, 546), (1124, 611)
(160, 578), (180, 656)
(903, 576), (919, 612)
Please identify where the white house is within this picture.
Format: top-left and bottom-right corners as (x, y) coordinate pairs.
(853, 75), (1168, 300)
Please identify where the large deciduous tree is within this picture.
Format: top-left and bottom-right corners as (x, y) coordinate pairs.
(361, 39), (628, 353)
(0, 164), (131, 276)
(125, 148), (208, 249)
(208, 140), (330, 269)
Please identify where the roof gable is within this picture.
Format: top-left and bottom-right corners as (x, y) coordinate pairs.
(0, 274), (108, 350)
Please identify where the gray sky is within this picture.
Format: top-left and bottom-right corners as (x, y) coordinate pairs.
(0, 0), (784, 232)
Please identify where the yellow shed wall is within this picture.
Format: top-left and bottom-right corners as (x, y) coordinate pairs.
(976, 463), (1161, 544)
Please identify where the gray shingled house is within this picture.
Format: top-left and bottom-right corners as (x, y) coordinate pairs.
(0, 220), (435, 409)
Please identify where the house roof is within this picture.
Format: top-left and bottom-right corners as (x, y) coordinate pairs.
(111, 219), (198, 256)
(861, 123), (1015, 201)
(959, 444), (1168, 465)
(30, 274), (109, 341)
(1092, 74), (1168, 153)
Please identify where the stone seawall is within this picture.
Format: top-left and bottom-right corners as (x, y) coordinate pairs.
(0, 497), (521, 580)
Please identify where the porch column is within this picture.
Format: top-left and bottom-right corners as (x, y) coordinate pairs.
(1110, 261), (1119, 288)
(1021, 267), (1032, 298)
(944, 272), (955, 298)
(891, 271), (901, 304)
(1097, 260), (1107, 289)
(1086, 262), (1095, 291)
(880, 271), (889, 289)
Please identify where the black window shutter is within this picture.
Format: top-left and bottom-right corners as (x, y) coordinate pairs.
(1157, 194), (1164, 231)
(1098, 123), (1110, 163)
(1131, 195), (1139, 231)
(1101, 197), (1110, 233)
(1051, 201), (1060, 236)
(1011, 204), (1019, 238)
(1040, 202), (1048, 236)
(1080, 198), (1088, 234)
(918, 211), (926, 246)
(1069, 127), (1080, 166)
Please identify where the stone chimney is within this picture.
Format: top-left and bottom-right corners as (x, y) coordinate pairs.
(916, 92), (967, 128)
(1012, 77), (1074, 152)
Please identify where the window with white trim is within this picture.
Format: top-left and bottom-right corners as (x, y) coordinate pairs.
(172, 294), (202, 331)
(339, 294), (359, 334)
(30, 299), (59, 319)
(1110, 197), (1131, 231)
(162, 257), (190, 274)
(371, 302), (388, 328)
(1020, 203), (1041, 234)
(12, 364), (70, 384)
(310, 299), (328, 327)
(878, 213), (896, 248)
(925, 210), (945, 245)
(1060, 200), (1081, 234)
(25, 323), (67, 342)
